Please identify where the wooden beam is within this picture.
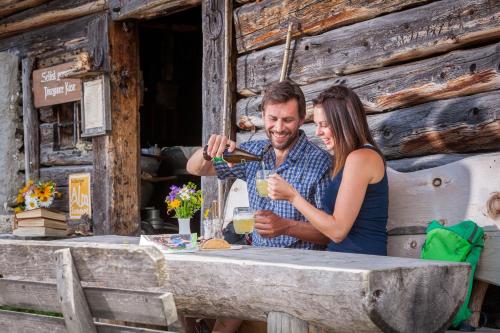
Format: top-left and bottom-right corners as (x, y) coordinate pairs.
(234, 0), (431, 54)
(0, 14), (93, 57)
(267, 312), (308, 333)
(109, 0), (201, 21)
(54, 248), (97, 333)
(236, 0), (500, 95)
(0, 0), (107, 39)
(237, 91), (500, 160)
(201, 0), (235, 216)
(0, 0), (51, 19)
(22, 57), (39, 182)
(92, 20), (140, 235)
(236, 42), (500, 130)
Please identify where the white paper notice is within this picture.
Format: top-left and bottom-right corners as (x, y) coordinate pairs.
(83, 78), (104, 129)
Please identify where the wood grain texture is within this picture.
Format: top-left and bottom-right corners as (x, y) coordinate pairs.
(109, 0), (201, 21)
(236, 42), (500, 130)
(236, 0), (500, 95)
(0, 0), (51, 19)
(267, 312), (308, 333)
(0, 14), (93, 58)
(0, 310), (177, 333)
(201, 0), (235, 216)
(237, 91), (500, 160)
(55, 248), (97, 333)
(0, 280), (176, 326)
(234, 0), (431, 54)
(22, 57), (39, 182)
(40, 165), (93, 186)
(92, 20), (140, 236)
(0, 0), (107, 39)
(388, 231), (499, 286)
(0, 239), (470, 332)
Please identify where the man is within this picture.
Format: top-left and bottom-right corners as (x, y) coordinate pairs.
(187, 79), (331, 249)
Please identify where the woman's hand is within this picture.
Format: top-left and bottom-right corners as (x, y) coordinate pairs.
(267, 173), (299, 202)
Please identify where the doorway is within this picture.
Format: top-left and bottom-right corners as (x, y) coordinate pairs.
(138, 6), (202, 234)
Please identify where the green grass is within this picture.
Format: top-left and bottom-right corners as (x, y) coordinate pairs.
(0, 305), (63, 317)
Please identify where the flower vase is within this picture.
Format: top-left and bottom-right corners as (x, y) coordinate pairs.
(177, 218), (191, 234)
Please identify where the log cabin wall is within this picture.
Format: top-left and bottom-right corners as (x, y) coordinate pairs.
(0, 1), (108, 226)
(233, 0), (500, 171)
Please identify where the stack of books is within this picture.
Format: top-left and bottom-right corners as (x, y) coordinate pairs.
(13, 208), (68, 237)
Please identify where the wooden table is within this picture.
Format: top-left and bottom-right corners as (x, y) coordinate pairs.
(55, 236), (469, 333)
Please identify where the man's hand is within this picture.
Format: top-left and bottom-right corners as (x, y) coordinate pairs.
(254, 210), (291, 238)
(206, 134), (236, 159)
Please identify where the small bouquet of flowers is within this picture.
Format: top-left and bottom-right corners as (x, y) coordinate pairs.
(14, 179), (62, 212)
(165, 182), (203, 218)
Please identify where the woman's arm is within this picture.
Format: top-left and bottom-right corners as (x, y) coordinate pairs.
(268, 149), (383, 243)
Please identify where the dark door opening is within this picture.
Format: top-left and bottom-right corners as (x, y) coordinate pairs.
(138, 6), (202, 234)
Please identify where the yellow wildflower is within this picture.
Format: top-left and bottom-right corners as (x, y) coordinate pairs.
(14, 207), (22, 213)
(170, 199), (181, 209)
(16, 193), (24, 204)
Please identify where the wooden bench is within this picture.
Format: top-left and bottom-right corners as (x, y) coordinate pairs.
(222, 152), (500, 329)
(0, 240), (178, 332)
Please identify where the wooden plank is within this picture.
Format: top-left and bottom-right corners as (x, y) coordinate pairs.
(236, 42), (500, 129)
(0, 14), (94, 57)
(0, 281), (177, 326)
(0, 240), (165, 289)
(387, 153), (476, 173)
(40, 147), (93, 166)
(40, 165), (93, 185)
(109, 0), (201, 21)
(55, 248), (97, 333)
(387, 231), (500, 286)
(22, 57), (40, 182)
(466, 280), (489, 327)
(0, 0), (107, 39)
(237, 91), (500, 160)
(0, 310), (177, 333)
(388, 152), (500, 232)
(91, 20), (140, 236)
(234, 0), (431, 54)
(0, 0), (51, 19)
(267, 312), (308, 333)
(236, 0), (500, 95)
(201, 0), (235, 217)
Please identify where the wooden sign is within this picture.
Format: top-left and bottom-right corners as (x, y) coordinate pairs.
(68, 173), (92, 220)
(32, 62), (82, 108)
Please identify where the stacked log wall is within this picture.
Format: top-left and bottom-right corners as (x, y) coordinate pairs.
(0, 2), (106, 213)
(234, 0), (500, 171)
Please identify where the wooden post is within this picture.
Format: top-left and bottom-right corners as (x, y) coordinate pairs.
(54, 248), (97, 333)
(202, 0), (234, 214)
(267, 312), (308, 333)
(465, 280), (489, 327)
(92, 20), (140, 235)
(22, 57), (39, 183)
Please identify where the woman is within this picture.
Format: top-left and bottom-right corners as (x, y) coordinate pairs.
(267, 85), (388, 255)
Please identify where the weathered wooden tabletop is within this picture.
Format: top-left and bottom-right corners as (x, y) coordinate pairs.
(56, 236), (469, 333)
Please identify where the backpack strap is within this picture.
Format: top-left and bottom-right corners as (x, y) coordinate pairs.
(468, 223), (479, 243)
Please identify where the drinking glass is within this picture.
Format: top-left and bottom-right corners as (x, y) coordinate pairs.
(233, 207), (255, 235)
(256, 170), (273, 197)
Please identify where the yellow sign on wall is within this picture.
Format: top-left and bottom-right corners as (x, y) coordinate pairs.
(69, 173), (92, 220)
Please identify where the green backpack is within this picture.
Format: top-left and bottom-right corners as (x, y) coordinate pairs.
(421, 220), (484, 328)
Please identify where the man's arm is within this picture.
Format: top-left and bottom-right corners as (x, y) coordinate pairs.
(186, 147), (217, 176)
(254, 210), (330, 245)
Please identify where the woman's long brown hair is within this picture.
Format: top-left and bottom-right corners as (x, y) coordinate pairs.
(313, 85), (383, 176)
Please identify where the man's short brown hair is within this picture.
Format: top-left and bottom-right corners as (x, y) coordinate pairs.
(261, 80), (306, 119)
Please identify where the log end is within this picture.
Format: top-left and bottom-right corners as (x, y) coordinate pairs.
(364, 263), (470, 333)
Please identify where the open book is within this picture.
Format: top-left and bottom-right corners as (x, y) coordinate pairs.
(139, 233), (198, 253)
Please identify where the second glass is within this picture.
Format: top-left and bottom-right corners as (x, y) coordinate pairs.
(256, 170), (273, 197)
(233, 207), (255, 234)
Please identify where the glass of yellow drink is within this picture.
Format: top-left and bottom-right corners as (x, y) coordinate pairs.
(256, 170), (273, 197)
(233, 207), (255, 234)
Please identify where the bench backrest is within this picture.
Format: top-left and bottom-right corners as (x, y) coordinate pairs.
(0, 240), (177, 332)
(223, 152), (500, 285)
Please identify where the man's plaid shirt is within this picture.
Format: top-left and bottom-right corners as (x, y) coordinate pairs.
(214, 130), (331, 249)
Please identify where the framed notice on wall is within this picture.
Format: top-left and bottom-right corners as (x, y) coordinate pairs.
(32, 62), (82, 108)
(69, 173), (92, 220)
(81, 75), (111, 137)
